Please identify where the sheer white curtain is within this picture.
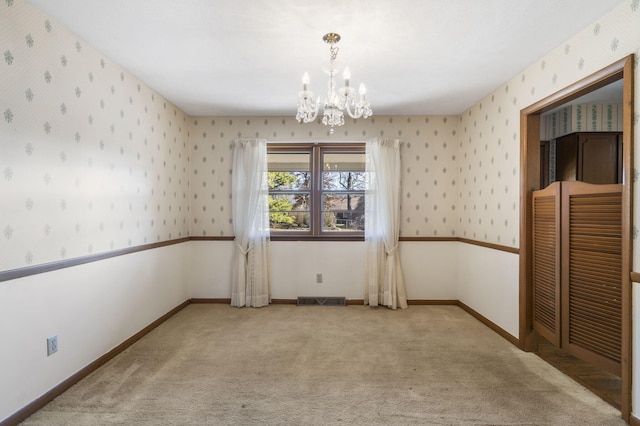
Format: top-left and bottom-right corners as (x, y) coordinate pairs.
(231, 139), (271, 307)
(365, 138), (408, 309)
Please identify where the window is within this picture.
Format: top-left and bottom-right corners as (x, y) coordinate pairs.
(267, 143), (365, 239)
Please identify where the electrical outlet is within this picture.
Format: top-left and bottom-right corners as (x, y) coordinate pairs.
(47, 335), (58, 356)
(316, 273), (322, 283)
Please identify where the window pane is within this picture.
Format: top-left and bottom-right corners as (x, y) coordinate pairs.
(269, 192), (310, 209)
(323, 152), (366, 171)
(323, 171), (366, 191)
(322, 151), (365, 191)
(269, 193), (310, 231)
(268, 152), (311, 190)
(270, 211), (310, 231)
(322, 194), (365, 231)
(268, 171), (311, 190)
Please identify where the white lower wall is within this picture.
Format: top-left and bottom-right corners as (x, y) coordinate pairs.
(400, 241), (458, 300)
(0, 243), (189, 423)
(187, 240), (459, 301)
(188, 240), (235, 298)
(457, 243), (520, 338)
(270, 241), (366, 299)
(0, 239), (512, 423)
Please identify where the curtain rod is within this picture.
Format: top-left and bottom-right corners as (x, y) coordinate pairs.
(266, 140), (363, 144)
(265, 138), (404, 144)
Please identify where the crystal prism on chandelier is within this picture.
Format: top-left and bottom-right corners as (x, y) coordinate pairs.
(296, 33), (372, 134)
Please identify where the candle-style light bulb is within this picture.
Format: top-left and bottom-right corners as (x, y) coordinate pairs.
(302, 72), (310, 91)
(358, 83), (367, 95)
(343, 67), (351, 87)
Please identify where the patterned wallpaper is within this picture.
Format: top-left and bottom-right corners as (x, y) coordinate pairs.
(459, 0), (640, 250)
(0, 0), (190, 271)
(458, 94), (520, 246)
(2, 0), (639, 271)
(540, 103), (624, 140)
(188, 116), (459, 239)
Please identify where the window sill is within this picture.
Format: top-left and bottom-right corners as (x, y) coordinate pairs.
(269, 234), (364, 242)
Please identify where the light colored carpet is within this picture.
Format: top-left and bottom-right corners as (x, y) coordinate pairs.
(22, 304), (625, 425)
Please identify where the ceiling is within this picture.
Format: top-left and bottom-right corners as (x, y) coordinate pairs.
(542, 79), (624, 116)
(28, 0), (622, 117)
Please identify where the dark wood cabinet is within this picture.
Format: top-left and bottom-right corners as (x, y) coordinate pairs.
(555, 132), (622, 184)
(540, 140), (550, 188)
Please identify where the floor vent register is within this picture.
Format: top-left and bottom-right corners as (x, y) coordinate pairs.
(296, 297), (346, 306)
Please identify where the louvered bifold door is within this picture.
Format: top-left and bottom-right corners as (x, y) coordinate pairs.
(532, 182), (562, 347)
(561, 181), (622, 376)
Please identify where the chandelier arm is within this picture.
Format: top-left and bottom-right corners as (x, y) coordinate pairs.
(297, 91), (321, 123)
(306, 97), (321, 122)
(344, 100), (364, 119)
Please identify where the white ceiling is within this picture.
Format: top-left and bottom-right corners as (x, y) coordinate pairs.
(542, 79), (624, 116)
(28, 0), (622, 117)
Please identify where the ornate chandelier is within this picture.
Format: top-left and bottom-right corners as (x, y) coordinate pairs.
(296, 33), (372, 134)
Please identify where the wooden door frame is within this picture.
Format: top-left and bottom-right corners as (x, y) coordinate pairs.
(519, 54), (634, 421)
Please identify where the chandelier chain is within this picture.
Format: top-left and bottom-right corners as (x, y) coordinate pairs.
(329, 45), (339, 61)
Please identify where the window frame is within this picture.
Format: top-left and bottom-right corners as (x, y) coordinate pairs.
(267, 142), (366, 241)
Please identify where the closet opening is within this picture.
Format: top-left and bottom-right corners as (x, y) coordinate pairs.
(519, 55), (633, 422)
